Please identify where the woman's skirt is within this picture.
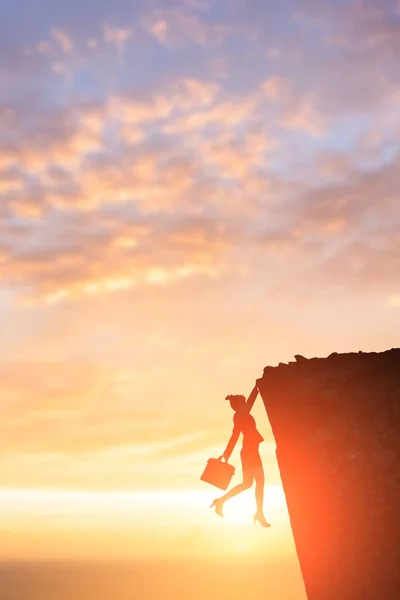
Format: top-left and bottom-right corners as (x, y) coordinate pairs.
(240, 443), (263, 477)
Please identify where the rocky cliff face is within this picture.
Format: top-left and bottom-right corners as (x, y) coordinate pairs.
(257, 348), (400, 600)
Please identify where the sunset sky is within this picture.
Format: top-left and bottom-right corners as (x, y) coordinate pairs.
(0, 0), (399, 595)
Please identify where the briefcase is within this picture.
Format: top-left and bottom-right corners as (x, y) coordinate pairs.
(200, 456), (235, 490)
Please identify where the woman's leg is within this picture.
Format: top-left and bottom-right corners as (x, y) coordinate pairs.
(218, 448), (254, 506)
(254, 466), (265, 514)
(218, 472), (254, 505)
(254, 464), (271, 526)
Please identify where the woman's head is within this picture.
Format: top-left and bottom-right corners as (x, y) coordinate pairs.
(225, 394), (246, 412)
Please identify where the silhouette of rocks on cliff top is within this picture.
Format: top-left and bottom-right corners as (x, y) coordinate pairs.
(257, 348), (400, 600)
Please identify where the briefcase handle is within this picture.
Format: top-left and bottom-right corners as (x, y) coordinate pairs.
(217, 455), (227, 462)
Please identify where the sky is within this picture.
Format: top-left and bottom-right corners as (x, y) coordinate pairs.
(0, 0), (399, 594)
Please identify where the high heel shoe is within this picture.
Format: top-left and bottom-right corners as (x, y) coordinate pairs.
(253, 512), (271, 527)
(210, 499), (224, 517)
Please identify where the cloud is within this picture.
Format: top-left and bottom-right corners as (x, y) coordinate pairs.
(252, 151), (400, 294)
(102, 24), (133, 61)
(0, 167), (25, 194)
(314, 151), (354, 182)
(107, 77), (219, 128)
(0, 104), (104, 174)
(197, 129), (273, 180)
(281, 94), (326, 135)
(142, 7), (226, 47)
(162, 95), (258, 135)
(0, 0), (399, 310)
(70, 143), (202, 211)
(103, 24), (133, 48)
(262, 76), (288, 101)
(0, 75), (397, 304)
(108, 94), (172, 125)
(0, 75), (221, 181)
(294, 152), (400, 231)
(320, 237), (400, 294)
(51, 28), (74, 54)
(261, 76), (327, 135)
(0, 202), (236, 302)
(36, 40), (51, 54)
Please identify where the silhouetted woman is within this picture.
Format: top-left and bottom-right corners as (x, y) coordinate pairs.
(210, 389), (271, 527)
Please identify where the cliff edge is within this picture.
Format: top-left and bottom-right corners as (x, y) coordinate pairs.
(257, 348), (400, 600)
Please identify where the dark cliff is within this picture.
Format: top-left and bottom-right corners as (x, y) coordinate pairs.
(257, 348), (400, 600)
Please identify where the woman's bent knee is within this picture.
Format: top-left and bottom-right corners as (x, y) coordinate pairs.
(242, 478), (253, 490)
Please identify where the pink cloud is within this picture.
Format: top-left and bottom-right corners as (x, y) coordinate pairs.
(162, 96), (258, 135)
(142, 7), (226, 47)
(51, 28), (74, 54)
(281, 95), (326, 136)
(0, 201), (236, 302)
(262, 76), (289, 101)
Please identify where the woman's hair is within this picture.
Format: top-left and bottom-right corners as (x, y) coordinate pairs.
(225, 394), (246, 411)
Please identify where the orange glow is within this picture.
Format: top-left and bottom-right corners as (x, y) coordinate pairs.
(1, 1), (399, 599)
(0, 487), (294, 560)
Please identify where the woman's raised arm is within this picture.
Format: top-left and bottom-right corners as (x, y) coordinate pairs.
(245, 384), (259, 412)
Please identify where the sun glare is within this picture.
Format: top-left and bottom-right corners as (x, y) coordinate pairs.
(0, 486), (293, 560)
(221, 485), (287, 525)
(0, 486), (288, 530)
